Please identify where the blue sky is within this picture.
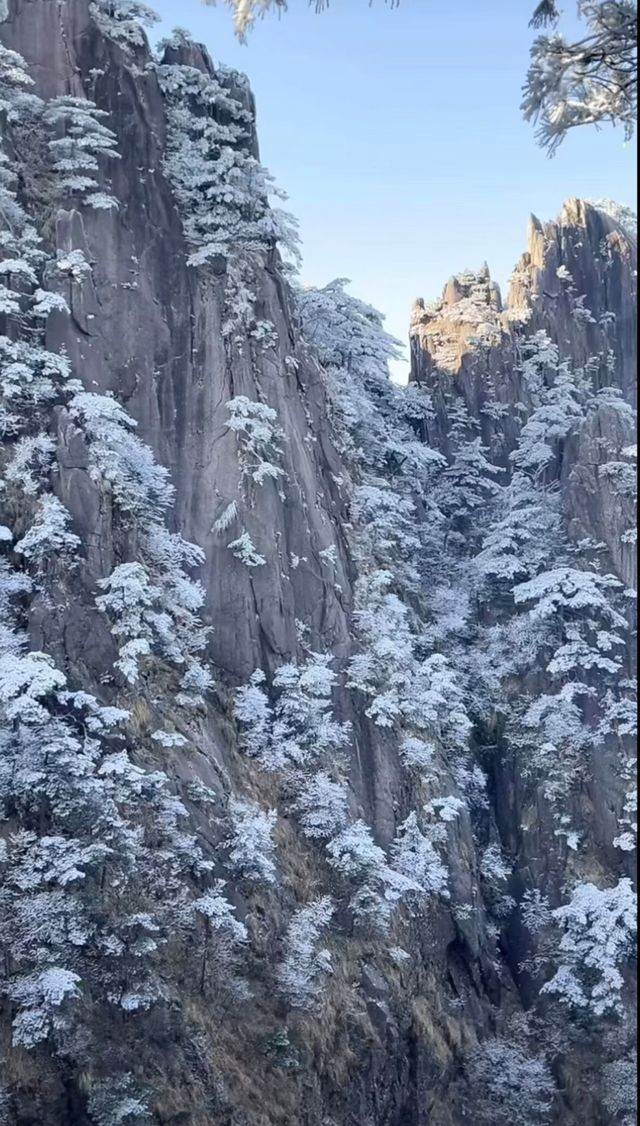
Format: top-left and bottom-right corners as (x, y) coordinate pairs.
(150, 0), (637, 379)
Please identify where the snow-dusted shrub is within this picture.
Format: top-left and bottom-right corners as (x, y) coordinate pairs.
(571, 294), (596, 325)
(56, 248), (92, 282)
(426, 795), (466, 823)
(87, 1072), (152, 1126)
(150, 729), (188, 749)
(602, 1053), (638, 1126)
(7, 967), (82, 1049)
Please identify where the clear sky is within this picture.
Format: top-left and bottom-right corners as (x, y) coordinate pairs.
(150, 0), (637, 380)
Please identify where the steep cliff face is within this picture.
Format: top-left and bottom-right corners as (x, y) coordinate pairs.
(2, 0), (353, 686)
(0, 4), (636, 1125)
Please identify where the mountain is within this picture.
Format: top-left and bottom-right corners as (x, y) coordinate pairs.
(0, 4), (636, 1124)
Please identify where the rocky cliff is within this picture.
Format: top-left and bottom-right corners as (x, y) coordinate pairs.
(0, 4), (637, 1125)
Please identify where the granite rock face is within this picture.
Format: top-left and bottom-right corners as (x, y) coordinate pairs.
(0, 4), (636, 1124)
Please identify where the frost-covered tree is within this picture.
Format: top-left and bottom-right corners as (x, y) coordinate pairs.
(475, 472), (562, 584)
(156, 56), (298, 280)
(224, 797), (277, 883)
(510, 362), (586, 477)
(470, 329), (633, 836)
(391, 810), (449, 901)
(277, 896), (334, 1009)
(227, 530), (266, 567)
(206, 1), (637, 158)
(291, 770), (349, 841)
(0, 46), (249, 1086)
(90, 0), (160, 48)
(523, 1), (637, 153)
(86, 1072), (152, 1126)
(96, 563), (173, 684)
(465, 1031), (555, 1125)
(192, 882), (248, 995)
(204, 0), (398, 41)
(70, 394), (211, 703)
(589, 197), (638, 238)
(514, 564), (625, 631)
(541, 877), (636, 1017)
(434, 436), (502, 550)
(235, 653), (350, 772)
(0, 630), (236, 1055)
(348, 571), (472, 762)
(43, 95), (119, 209)
(298, 280), (443, 504)
(14, 495), (81, 568)
(226, 395), (285, 486)
(235, 652), (430, 932)
(326, 819), (418, 931)
(602, 1052), (638, 1125)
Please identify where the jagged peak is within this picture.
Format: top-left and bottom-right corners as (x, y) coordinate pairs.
(507, 196), (637, 321)
(556, 196), (636, 240)
(409, 264), (505, 373)
(560, 196), (592, 228)
(530, 197), (637, 245)
(411, 199), (637, 374)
